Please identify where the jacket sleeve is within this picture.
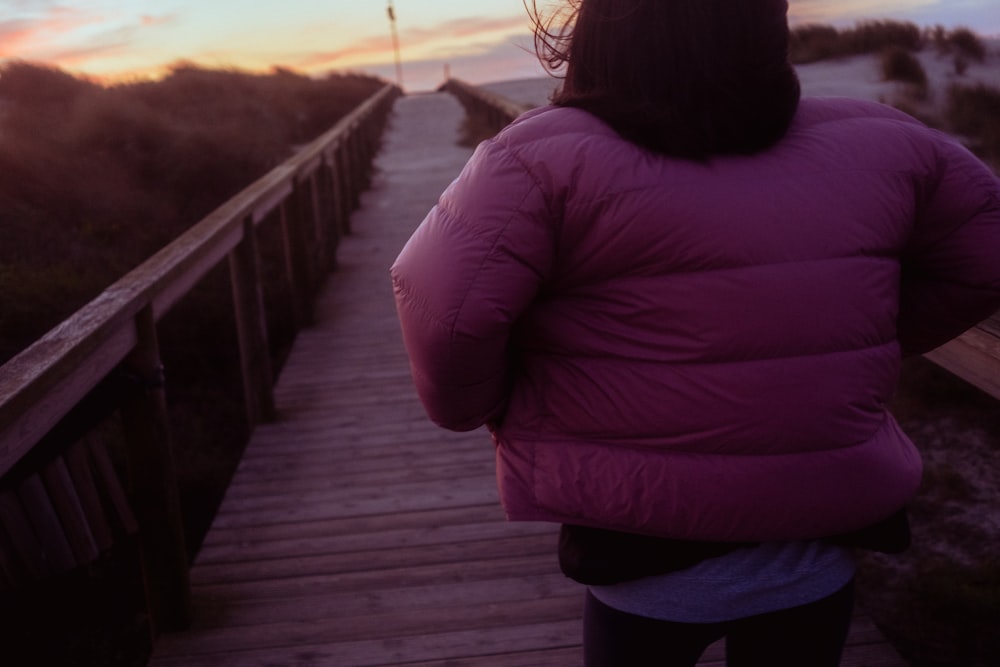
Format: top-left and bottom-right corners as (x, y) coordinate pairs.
(897, 132), (1000, 356)
(390, 138), (554, 431)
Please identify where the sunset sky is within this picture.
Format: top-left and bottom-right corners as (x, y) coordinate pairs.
(1, 0), (998, 91)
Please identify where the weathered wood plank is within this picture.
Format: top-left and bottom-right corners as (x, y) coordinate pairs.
(156, 592), (583, 657)
(926, 319), (1000, 400)
(188, 572), (574, 629)
(196, 518), (553, 565)
(207, 474), (501, 529)
(153, 620), (584, 667)
(199, 504), (506, 549)
(226, 447), (493, 486)
(191, 553), (563, 604)
(189, 532), (557, 586)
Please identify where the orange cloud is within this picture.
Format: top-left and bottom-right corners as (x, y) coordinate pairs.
(0, 6), (100, 59)
(140, 15), (169, 27)
(0, 21), (37, 57)
(1, 7), (179, 75)
(296, 34), (391, 70)
(294, 13), (527, 71)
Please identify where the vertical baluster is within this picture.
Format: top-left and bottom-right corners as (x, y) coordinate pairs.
(229, 216), (276, 427)
(279, 183), (314, 326)
(120, 304), (190, 634)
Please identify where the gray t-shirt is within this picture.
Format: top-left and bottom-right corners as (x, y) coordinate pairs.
(588, 540), (856, 623)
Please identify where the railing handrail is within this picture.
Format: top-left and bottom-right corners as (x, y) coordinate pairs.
(925, 312), (1000, 400)
(440, 78), (533, 131)
(0, 83), (399, 478)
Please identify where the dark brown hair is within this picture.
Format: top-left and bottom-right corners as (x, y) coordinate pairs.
(528, 0), (801, 159)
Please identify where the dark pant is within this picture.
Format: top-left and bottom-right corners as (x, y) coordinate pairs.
(583, 578), (855, 667)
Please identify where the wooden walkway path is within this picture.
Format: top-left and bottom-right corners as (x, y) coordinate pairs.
(149, 93), (909, 666)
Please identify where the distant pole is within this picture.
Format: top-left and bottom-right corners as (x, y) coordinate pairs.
(387, 0), (403, 88)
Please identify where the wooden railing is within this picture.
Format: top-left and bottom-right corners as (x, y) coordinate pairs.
(441, 78), (533, 136)
(926, 313), (1000, 400)
(441, 79), (1000, 403)
(0, 83), (400, 633)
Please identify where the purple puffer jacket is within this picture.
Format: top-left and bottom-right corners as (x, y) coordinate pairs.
(391, 97), (1000, 542)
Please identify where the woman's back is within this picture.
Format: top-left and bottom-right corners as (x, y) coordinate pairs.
(392, 94), (1000, 540)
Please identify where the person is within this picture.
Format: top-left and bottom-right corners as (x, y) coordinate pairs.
(390, 0), (1000, 664)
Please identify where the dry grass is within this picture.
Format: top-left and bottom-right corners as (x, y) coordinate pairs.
(0, 62), (383, 364)
(789, 21), (986, 71)
(790, 20), (924, 64)
(946, 83), (1000, 164)
(861, 358), (1000, 667)
(880, 47), (929, 101)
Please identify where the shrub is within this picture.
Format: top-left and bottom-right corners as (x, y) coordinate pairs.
(928, 25), (987, 62)
(947, 83), (1000, 162)
(789, 24), (843, 63)
(948, 28), (987, 62)
(844, 20), (923, 54)
(881, 46), (929, 99)
(0, 60), (98, 107)
(0, 62), (383, 363)
(790, 20), (923, 64)
(953, 55), (970, 76)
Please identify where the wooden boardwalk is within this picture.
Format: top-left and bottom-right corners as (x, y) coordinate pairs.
(149, 93), (909, 666)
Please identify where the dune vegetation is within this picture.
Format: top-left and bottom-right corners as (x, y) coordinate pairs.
(789, 21), (1000, 166)
(0, 63), (383, 365)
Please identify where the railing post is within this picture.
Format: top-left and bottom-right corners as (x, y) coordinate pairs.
(347, 129), (364, 210)
(319, 155), (342, 268)
(279, 183), (314, 327)
(334, 144), (353, 235)
(119, 304), (190, 634)
(228, 217), (276, 426)
(305, 173), (327, 272)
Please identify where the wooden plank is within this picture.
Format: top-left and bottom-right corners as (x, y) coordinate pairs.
(0, 518), (23, 589)
(165, 596), (581, 656)
(87, 437), (138, 534)
(188, 532), (557, 586)
(926, 323), (1000, 400)
(41, 456), (98, 565)
(238, 427), (481, 459)
(0, 490), (48, 580)
(191, 553), (563, 604)
(226, 447), (492, 486)
(196, 518), (553, 565)
(199, 503), (506, 547)
(153, 620), (582, 667)
(17, 474), (76, 574)
(187, 571), (575, 629)
(64, 438), (114, 552)
(393, 646), (585, 667)
(206, 474), (501, 529)
(219, 460), (494, 498)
